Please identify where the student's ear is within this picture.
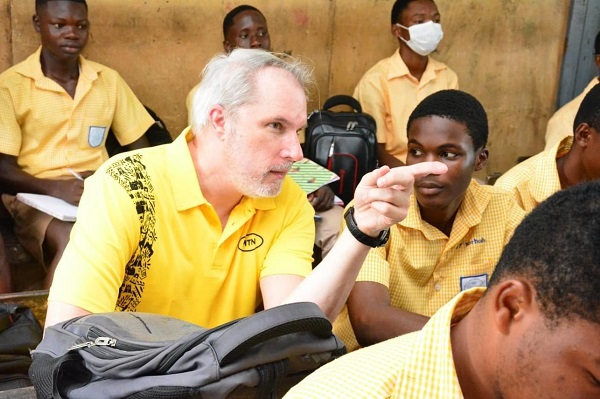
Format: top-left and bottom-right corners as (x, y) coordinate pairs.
(594, 54), (600, 70)
(223, 40), (235, 53)
(574, 123), (591, 148)
(474, 147), (489, 171)
(391, 23), (402, 40)
(491, 279), (534, 335)
(32, 14), (41, 33)
(207, 105), (227, 139)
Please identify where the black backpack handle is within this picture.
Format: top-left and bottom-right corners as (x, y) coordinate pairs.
(322, 95), (362, 113)
(213, 302), (332, 367)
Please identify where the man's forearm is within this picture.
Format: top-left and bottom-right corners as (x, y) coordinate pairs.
(281, 229), (371, 321)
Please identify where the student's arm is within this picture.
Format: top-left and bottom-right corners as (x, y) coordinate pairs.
(309, 185), (335, 212)
(347, 281), (428, 346)
(0, 154), (86, 205)
(377, 143), (405, 168)
(125, 134), (150, 151)
(260, 162), (447, 321)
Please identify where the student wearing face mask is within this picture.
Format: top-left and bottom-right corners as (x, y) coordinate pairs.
(353, 0), (458, 167)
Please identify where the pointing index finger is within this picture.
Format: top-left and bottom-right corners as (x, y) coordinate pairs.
(377, 161), (448, 188)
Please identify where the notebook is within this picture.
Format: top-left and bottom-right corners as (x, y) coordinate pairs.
(16, 193), (78, 222)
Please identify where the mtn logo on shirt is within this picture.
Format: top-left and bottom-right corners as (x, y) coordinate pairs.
(238, 233), (264, 252)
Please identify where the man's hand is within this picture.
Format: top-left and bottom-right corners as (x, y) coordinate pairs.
(352, 162), (448, 237)
(308, 185), (335, 212)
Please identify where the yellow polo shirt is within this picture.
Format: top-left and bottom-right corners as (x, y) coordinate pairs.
(333, 180), (523, 351)
(495, 137), (571, 213)
(49, 128), (315, 328)
(544, 77), (598, 151)
(0, 47), (153, 179)
(353, 50), (458, 163)
(285, 288), (484, 399)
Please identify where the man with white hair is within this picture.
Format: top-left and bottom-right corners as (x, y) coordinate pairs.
(45, 49), (446, 328)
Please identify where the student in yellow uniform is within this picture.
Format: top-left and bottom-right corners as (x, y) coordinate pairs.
(354, 0), (458, 167)
(544, 30), (599, 150)
(286, 181), (600, 399)
(0, 0), (153, 289)
(44, 49), (448, 329)
(496, 84), (600, 213)
(334, 90), (524, 352)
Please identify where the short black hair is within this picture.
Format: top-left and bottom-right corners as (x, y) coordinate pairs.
(35, 0), (87, 12)
(391, 0), (435, 24)
(595, 30), (600, 55)
(489, 181), (600, 326)
(407, 89), (488, 150)
(223, 5), (265, 39)
(573, 83), (600, 132)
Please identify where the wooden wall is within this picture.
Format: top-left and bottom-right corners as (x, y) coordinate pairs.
(1, 0), (571, 174)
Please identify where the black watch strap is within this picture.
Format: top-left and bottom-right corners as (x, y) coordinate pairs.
(344, 206), (390, 248)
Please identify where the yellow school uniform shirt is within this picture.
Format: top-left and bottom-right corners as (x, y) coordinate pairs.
(495, 136), (571, 213)
(0, 47), (153, 179)
(49, 128), (315, 328)
(285, 287), (484, 399)
(333, 180), (523, 351)
(353, 50), (458, 163)
(544, 77), (598, 151)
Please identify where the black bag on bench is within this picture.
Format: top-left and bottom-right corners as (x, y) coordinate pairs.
(0, 303), (43, 391)
(29, 302), (346, 399)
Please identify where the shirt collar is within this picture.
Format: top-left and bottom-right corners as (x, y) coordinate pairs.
(15, 46), (99, 88)
(531, 136), (572, 203)
(396, 287), (485, 398)
(388, 50), (448, 81)
(401, 179), (487, 237)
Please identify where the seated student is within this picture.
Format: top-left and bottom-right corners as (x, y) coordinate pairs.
(496, 84), (600, 213)
(544, 30), (599, 150)
(187, 4), (343, 260)
(354, 0), (458, 168)
(333, 90), (525, 352)
(0, 233), (12, 294)
(286, 180), (600, 399)
(0, 0), (153, 289)
(44, 49), (447, 329)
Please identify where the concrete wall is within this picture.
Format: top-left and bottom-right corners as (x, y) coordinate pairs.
(1, 0), (572, 174)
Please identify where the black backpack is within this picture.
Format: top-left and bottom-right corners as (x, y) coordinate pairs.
(304, 95), (378, 205)
(0, 304), (43, 391)
(29, 302), (346, 399)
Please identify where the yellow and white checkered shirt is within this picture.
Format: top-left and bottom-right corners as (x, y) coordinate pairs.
(495, 136), (571, 213)
(0, 47), (154, 179)
(285, 288), (484, 399)
(333, 180), (523, 351)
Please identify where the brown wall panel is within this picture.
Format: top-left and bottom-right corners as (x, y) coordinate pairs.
(3, 0), (571, 174)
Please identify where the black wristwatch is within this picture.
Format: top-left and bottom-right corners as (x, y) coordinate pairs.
(344, 206), (390, 248)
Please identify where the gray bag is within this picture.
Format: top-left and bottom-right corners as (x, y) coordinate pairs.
(28, 302), (345, 399)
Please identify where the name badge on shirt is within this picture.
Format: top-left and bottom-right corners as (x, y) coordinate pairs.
(460, 273), (488, 291)
(88, 126), (107, 148)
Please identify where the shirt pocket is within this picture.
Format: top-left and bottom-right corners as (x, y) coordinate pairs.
(81, 117), (111, 149)
(457, 259), (496, 291)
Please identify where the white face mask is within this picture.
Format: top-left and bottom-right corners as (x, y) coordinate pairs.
(397, 21), (444, 56)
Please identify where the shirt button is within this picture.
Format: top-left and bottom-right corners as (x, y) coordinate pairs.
(434, 283), (442, 291)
